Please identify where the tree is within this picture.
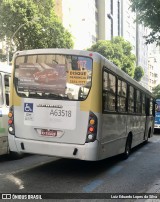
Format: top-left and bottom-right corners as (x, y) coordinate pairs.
(130, 0), (160, 45)
(152, 84), (160, 99)
(88, 36), (143, 80)
(134, 66), (144, 82)
(0, 0), (73, 52)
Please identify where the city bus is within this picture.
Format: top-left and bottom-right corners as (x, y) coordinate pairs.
(8, 49), (155, 161)
(154, 99), (160, 131)
(0, 64), (23, 158)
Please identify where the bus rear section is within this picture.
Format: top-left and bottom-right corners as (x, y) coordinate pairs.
(8, 50), (101, 161)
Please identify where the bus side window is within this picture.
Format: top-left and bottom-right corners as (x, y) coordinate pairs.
(135, 89), (141, 114)
(4, 75), (10, 106)
(117, 79), (127, 112)
(0, 73), (4, 106)
(142, 94), (145, 115)
(103, 70), (116, 112)
(146, 97), (150, 116)
(150, 98), (154, 116)
(128, 85), (134, 113)
(153, 100), (156, 117)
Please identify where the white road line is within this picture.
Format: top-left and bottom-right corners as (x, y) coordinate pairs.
(6, 174), (24, 190)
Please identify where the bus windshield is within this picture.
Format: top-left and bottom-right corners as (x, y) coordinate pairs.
(156, 100), (160, 112)
(14, 54), (92, 100)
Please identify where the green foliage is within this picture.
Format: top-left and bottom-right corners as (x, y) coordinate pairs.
(152, 84), (160, 99)
(130, 0), (160, 45)
(134, 66), (144, 81)
(0, 0), (73, 52)
(88, 37), (136, 78)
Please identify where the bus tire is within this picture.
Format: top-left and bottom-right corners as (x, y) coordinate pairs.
(122, 135), (132, 160)
(145, 128), (151, 144)
(9, 151), (24, 160)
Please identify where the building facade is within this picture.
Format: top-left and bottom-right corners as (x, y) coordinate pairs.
(148, 56), (159, 92)
(121, 0), (149, 90)
(55, 0), (98, 50)
(98, 0), (121, 40)
(136, 24), (149, 90)
(55, 0), (153, 91)
(121, 0), (136, 55)
(0, 0), (156, 91)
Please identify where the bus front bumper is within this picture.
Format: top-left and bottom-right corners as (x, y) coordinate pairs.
(154, 125), (160, 129)
(8, 134), (99, 161)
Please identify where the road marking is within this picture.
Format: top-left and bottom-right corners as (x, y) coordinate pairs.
(107, 165), (123, 175)
(135, 151), (143, 155)
(83, 179), (103, 193)
(6, 174), (24, 190)
(126, 156), (136, 162)
(0, 156), (57, 176)
(83, 166), (123, 193)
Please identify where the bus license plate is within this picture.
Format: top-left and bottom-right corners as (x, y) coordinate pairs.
(41, 129), (57, 137)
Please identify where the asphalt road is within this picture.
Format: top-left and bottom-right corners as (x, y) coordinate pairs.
(1, 133), (160, 202)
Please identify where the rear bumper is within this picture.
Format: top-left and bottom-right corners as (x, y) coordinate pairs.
(8, 134), (99, 161)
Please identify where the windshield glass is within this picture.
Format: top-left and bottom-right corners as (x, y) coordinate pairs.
(14, 54), (92, 100)
(156, 100), (160, 112)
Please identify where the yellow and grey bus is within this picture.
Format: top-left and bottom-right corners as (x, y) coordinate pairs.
(8, 49), (155, 161)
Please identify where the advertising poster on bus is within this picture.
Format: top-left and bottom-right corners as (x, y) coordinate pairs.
(16, 63), (67, 94)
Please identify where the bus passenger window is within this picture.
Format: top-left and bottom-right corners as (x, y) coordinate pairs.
(136, 90), (141, 113)
(150, 98), (153, 116)
(103, 71), (116, 111)
(117, 80), (127, 112)
(0, 74), (3, 106)
(142, 94), (145, 114)
(128, 86), (134, 113)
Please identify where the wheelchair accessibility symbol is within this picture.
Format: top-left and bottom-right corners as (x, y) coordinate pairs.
(24, 103), (33, 112)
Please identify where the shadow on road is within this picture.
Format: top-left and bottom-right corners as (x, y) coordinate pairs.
(0, 153), (32, 163)
(153, 129), (160, 135)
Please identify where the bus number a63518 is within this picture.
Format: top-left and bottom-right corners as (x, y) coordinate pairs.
(50, 109), (72, 117)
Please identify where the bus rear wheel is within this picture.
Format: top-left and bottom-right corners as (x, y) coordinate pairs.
(145, 128), (151, 144)
(8, 151), (24, 160)
(122, 135), (132, 160)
